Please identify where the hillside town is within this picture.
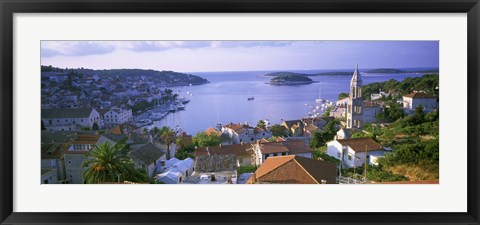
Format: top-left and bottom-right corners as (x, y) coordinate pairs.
(41, 65), (439, 184)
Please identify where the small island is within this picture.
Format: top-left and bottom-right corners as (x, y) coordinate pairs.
(268, 74), (318, 85)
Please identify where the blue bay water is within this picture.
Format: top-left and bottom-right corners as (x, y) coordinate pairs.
(154, 70), (425, 135)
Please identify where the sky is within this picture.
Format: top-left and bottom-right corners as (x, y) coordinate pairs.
(40, 41), (439, 72)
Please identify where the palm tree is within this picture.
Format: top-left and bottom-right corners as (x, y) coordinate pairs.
(82, 141), (132, 184)
(158, 126), (175, 160)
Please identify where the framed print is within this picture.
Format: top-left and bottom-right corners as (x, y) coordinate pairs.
(1, 0), (479, 225)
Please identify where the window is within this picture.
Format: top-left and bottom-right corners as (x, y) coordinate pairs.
(282, 152), (287, 156)
(68, 160), (72, 164)
(49, 120), (52, 124)
(57, 120), (59, 122)
(273, 153), (278, 156)
(337, 152), (341, 158)
(265, 155), (268, 160)
(250, 138), (254, 141)
(348, 155), (352, 161)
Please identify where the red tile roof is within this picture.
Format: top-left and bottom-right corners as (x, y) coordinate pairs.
(71, 134), (100, 145)
(259, 140), (313, 155)
(247, 155), (336, 184)
(336, 137), (383, 152)
(205, 127), (221, 136)
(224, 123), (249, 134)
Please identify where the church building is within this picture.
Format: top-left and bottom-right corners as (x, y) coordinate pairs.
(347, 64), (364, 129)
(337, 64), (382, 140)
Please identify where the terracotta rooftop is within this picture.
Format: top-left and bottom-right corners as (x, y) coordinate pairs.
(336, 137), (383, 152)
(247, 155), (336, 184)
(259, 140), (313, 155)
(403, 92), (436, 99)
(224, 123), (251, 134)
(71, 134), (100, 145)
(205, 127), (221, 136)
(110, 126), (122, 135)
(195, 143), (254, 157)
(305, 124), (319, 133)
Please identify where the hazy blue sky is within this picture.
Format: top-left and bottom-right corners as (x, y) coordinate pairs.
(41, 41), (439, 72)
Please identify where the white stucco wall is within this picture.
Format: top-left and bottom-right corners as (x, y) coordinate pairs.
(403, 97), (438, 110)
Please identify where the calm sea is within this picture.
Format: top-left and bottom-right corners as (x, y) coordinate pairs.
(153, 70), (427, 135)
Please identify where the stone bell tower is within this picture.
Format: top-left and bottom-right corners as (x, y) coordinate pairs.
(347, 64), (363, 129)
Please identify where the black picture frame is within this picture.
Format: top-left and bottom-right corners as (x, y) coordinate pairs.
(1, 0), (479, 224)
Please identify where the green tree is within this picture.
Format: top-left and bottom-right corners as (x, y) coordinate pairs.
(322, 106), (333, 118)
(257, 120), (266, 129)
(413, 106), (425, 124)
(158, 126), (176, 159)
(269, 124), (288, 137)
(193, 132), (221, 147)
(310, 120), (338, 148)
(338, 92), (349, 100)
(82, 141), (132, 184)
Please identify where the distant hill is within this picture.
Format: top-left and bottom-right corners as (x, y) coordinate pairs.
(366, 68), (439, 74)
(41, 65), (209, 86)
(365, 68), (407, 73)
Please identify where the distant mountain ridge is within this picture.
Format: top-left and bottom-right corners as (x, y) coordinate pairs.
(265, 68), (439, 77)
(365, 68), (439, 74)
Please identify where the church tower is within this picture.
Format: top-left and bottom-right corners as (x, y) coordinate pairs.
(347, 64), (363, 129)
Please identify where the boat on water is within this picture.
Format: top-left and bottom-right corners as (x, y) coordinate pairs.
(168, 104), (177, 112)
(151, 112), (167, 121)
(178, 97), (190, 104)
(135, 118), (153, 127)
(176, 103), (186, 110)
(247, 96), (255, 101)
